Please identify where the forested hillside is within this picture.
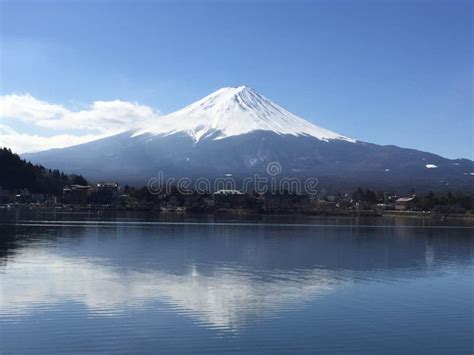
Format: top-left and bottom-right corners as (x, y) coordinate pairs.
(0, 147), (88, 194)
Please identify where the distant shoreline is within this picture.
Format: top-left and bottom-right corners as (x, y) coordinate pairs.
(2, 204), (473, 223)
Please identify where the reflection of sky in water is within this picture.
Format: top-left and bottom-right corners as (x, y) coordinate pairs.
(0, 220), (472, 352)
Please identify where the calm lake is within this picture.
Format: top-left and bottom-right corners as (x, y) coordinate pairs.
(0, 210), (472, 353)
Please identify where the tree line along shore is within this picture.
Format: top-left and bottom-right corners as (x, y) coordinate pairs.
(1, 147), (473, 220)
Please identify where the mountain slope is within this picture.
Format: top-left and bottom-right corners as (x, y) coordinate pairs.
(22, 87), (474, 192)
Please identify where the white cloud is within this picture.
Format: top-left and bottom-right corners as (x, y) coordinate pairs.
(0, 94), (68, 122)
(0, 93), (160, 153)
(0, 124), (109, 153)
(37, 100), (158, 133)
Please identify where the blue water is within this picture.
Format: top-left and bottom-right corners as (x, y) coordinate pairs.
(0, 211), (472, 353)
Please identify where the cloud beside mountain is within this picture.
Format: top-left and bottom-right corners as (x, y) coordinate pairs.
(0, 94), (160, 153)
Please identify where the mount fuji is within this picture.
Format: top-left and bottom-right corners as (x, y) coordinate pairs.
(23, 86), (473, 192)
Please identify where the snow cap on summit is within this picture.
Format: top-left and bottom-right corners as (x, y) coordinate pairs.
(133, 86), (354, 143)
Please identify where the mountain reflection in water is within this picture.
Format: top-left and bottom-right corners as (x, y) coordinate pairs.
(0, 215), (472, 353)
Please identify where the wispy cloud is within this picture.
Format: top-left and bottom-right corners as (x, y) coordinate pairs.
(0, 94), (160, 153)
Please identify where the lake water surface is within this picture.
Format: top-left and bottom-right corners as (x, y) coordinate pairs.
(0, 210), (472, 353)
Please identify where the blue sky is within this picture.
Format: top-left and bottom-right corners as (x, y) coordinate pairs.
(0, 0), (472, 158)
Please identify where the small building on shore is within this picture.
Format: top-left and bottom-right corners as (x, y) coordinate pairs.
(395, 195), (416, 211)
(63, 185), (92, 204)
(213, 189), (245, 208)
(90, 182), (119, 204)
(214, 189), (243, 196)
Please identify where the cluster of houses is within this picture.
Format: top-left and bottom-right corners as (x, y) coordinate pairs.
(0, 184), (417, 212)
(62, 182), (119, 204)
(311, 192), (416, 211)
(0, 186), (57, 205)
(0, 182), (120, 206)
(161, 189), (417, 212)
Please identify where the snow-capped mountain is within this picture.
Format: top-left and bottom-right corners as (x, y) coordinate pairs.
(133, 86), (353, 143)
(23, 86), (473, 192)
